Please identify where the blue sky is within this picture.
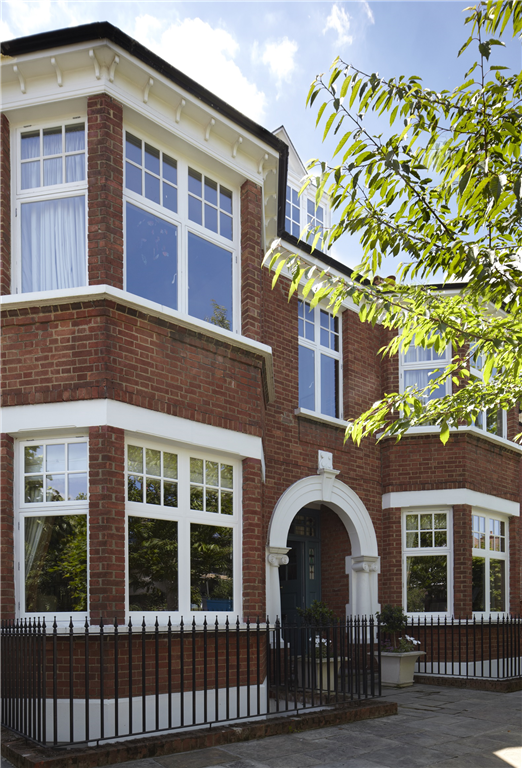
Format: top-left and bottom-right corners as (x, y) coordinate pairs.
(2, 1), (520, 270)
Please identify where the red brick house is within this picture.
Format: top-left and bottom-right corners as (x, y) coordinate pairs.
(1, 22), (520, 644)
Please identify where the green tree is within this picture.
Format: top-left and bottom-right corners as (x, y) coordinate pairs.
(265, 0), (522, 444)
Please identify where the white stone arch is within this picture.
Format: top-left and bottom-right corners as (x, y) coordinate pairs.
(266, 472), (380, 620)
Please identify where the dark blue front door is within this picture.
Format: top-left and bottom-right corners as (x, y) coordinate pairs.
(280, 510), (321, 624)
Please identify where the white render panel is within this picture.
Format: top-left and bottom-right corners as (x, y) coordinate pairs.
(382, 489), (519, 517)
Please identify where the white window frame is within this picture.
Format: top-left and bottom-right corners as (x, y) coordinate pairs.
(123, 126), (240, 333)
(402, 507), (453, 617)
(16, 436), (89, 624)
(285, 182), (329, 251)
(470, 352), (507, 438)
(472, 509), (509, 615)
(297, 298), (343, 420)
(125, 438), (242, 623)
(12, 117), (88, 294)
(399, 342), (452, 404)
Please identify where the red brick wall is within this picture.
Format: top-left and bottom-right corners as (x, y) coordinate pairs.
(320, 505), (350, 617)
(380, 508), (402, 608)
(89, 425), (126, 622)
(242, 457), (265, 620)
(87, 94), (124, 288)
(240, 180), (262, 342)
(0, 112), (11, 295)
(0, 434), (15, 619)
(509, 515), (521, 614)
(453, 504), (472, 618)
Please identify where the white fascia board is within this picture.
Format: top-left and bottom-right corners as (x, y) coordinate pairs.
(382, 489), (519, 518)
(0, 399), (265, 467)
(0, 285), (275, 402)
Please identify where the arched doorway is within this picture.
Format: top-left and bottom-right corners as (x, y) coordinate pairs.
(266, 472), (380, 620)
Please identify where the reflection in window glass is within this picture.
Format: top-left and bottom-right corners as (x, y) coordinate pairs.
(24, 442), (87, 503)
(128, 517), (178, 611)
(406, 555), (447, 612)
(490, 559), (505, 612)
(25, 515), (87, 612)
(320, 354), (338, 418)
(299, 346), (315, 411)
(190, 524), (233, 612)
(472, 556), (485, 612)
(126, 202), (178, 310)
(188, 233), (232, 328)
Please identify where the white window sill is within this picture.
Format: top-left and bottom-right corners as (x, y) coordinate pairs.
(380, 425), (522, 454)
(294, 408), (346, 429)
(1, 285), (275, 401)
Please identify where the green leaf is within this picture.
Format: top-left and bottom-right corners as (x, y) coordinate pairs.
(440, 422), (450, 445)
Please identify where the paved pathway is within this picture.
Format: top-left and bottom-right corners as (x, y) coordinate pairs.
(2, 684), (520, 768)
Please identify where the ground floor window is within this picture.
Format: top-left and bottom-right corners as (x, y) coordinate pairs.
(126, 442), (238, 617)
(403, 509), (451, 614)
(472, 511), (508, 613)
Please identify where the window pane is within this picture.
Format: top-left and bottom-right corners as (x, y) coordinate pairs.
(21, 161), (40, 190)
(206, 489), (219, 512)
(220, 187), (232, 214)
(128, 517), (178, 611)
(126, 203), (178, 311)
(205, 203), (218, 233)
(146, 448), (161, 476)
(126, 162), (142, 194)
(46, 474), (65, 502)
(126, 133), (142, 164)
(221, 491), (233, 515)
(68, 473), (87, 501)
(46, 444), (65, 472)
(25, 445), (43, 473)
(188, 233), (232, 329)
(144, 143), (160, 175)
(220, 212), (233, 240)
(163, 155), (177, 185)
(164, 481), (178, 507)
(206, 461), (219, 486)
(221, 464), (233, 489)
(21, 131), (40, 160)
(299, 345), (315, 411)
(188, 168), (202, 196)
(21, 196), (86, 293)
(65, 124), (85, 152)
(43, 127), (62, 156)
(189, 195), (202, 224)
(405, 514), (417, 531)
(43, 157), (62, 186)
(191, 524), (233, 612)
(128, 445), (143, 473)
(204, 177), (217, 205)
(406, 555), (447, 612)
(66, 154), (85, 183)
(128, 475), (143, 502)
(25, 476), (43, 503)
(25, 515), (87, 612)
(406, 532), (418, 548)
(486, 409), (503, 436)
(472, 557), (485, 612)
(190, 458), (203, 484)
(145, 477), (161, 505)
(163, 183), (177, 213)
(68, 442), (87, 471)
(163, 452), (177, 479)
(320, 354), (338, 417)
(490, 559), (505, 612)
(145, 172), (160, 204)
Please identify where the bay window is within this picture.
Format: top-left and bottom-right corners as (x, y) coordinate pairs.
(126, 442), (238, 617)
(472, 512), (508, 613)
(400, 342), (451, 404)
(403, 509), (451, 614)
(124, 131), (237, 331)
(17, 121), (87, 293)
(298, 299), (341, 419)
(18, 437), (89, 616)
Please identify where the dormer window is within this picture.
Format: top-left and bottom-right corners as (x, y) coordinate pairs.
(124, 130), (238, 331)
(306, 199), (324, 245)
(285, 185), (300, 238)
(285, 184), (327, 249)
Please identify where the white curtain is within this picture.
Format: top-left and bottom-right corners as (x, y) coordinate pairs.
(22, 195), (86, 292)
(404, 368), (444, 402)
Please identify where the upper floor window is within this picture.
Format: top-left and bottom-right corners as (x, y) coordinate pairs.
(298, 299), (341, 419)
(126, 441), (239, 617)
(17, 120), (87, 293)
(472, 512), (508, 613)
(124, 131), (237, 331)
(403, 509), (451, 614)
(285, 185), (300, 238)
(18, 437), (89, 617)
(400, 342), (451, 404)
(470, 349), (506, 438)
(286, 185), (326, 248)
(306, 199), (324, 245)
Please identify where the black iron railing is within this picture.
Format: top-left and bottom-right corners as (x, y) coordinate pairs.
(405, 615), (522, 680)
(1, 615), (380, 748)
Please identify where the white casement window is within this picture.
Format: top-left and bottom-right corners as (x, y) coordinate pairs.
(403, 509), (452, 615)
(470, 350), (507, 438)
(298, 299), (341, 419)
(124, 130), (238, 331)
(472, 511), (508, 613)
(126, 441), (240, 618)
(305, 198), (324, 246)
(15, 119), (87, 293)
(400, 342), (452, 403)
(17, 437), (89, 618)
(285, 185), (300, 238)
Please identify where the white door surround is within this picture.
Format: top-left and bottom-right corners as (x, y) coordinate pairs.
(266, 471), (380, 620)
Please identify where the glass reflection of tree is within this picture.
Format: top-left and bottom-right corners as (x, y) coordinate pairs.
(205, 300), (230, 330)
(25, 515), (87, 612)
(191, 524), (233, 609)
(128, 517), (178, 611)
(407, 555), (447, 612)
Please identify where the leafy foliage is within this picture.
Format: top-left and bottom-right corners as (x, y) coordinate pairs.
(265, 0), (522, 444)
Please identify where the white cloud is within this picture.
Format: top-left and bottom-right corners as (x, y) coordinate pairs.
(0, 19), (15, 42)
(132, 15), (267, 123)
(261, 37), (298, 92)
(362, 1), (375, 25)
(323, 4), (353, 48)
